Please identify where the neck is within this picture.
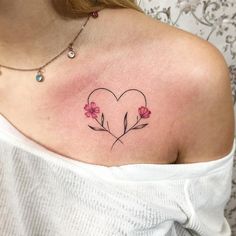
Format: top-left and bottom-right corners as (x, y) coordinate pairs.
(0, 0), (89, 67)
(0, 0), (61, 43)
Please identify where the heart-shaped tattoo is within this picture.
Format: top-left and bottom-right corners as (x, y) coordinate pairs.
(83, 88), (151, 150)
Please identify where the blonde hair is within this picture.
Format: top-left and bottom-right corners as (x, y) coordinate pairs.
(52, 0), (144, 18)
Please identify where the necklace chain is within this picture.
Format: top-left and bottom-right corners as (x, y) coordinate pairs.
(0, 11), (99, 82)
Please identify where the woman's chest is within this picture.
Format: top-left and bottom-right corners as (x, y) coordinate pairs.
(0, 50), (181, 166)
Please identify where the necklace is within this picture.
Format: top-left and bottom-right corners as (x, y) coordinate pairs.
(0, 11), (99, 82)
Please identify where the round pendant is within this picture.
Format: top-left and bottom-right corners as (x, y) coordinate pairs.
(67, 49), (76, 59)
(36, 73), (44, 82)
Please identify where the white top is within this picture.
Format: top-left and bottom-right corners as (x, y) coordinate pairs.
(0, 113), (235, 236)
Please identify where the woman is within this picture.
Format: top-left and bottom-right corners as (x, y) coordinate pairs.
(0, 0), (235, 235)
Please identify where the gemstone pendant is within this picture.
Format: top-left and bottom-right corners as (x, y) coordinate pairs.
(36, 71), (44, 82)
(67, 49), (76, 59)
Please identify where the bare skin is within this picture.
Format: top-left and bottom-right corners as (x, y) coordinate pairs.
(0, 1), (234, 166)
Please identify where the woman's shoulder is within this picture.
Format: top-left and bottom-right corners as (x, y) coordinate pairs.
(125, 9), (235, 163)
(105, 8), (225, 69)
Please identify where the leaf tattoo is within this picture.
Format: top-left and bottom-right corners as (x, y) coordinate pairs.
(123, 112), (128, 134)
(101, 113), (105, 127)
(88, 125), (106, 131)
(133, 124), (148, 129)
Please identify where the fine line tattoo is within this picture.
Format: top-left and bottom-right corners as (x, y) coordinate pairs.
(83, 88), (151, 150)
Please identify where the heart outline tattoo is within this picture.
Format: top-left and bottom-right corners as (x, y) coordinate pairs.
(84, 88), (151, 150)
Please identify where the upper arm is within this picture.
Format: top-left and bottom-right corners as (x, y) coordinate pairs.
(174, 39), (235, 163)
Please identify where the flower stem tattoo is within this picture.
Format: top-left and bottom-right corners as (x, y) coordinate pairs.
(83, 88), (151, 151)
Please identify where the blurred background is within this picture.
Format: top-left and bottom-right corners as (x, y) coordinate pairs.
(138, 0), (236, 234)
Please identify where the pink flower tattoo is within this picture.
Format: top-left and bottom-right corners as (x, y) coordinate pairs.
(138, 106), (151, 119)
(84, 102), (100, 119)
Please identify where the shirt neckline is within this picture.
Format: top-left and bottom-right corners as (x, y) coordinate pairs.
(0, 113), (235, 182)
